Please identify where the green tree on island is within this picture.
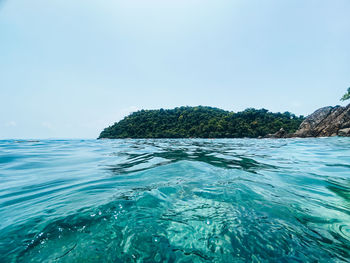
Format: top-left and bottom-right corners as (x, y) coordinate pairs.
(340, 87), (350, 101)
(99, 106), (305, 139)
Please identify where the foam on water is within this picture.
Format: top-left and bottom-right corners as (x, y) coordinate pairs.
(0, 138), (349, 262)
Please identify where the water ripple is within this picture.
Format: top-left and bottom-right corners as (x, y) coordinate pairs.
(0, 138), (349, 262)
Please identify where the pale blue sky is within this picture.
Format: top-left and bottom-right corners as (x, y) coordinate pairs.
(1, 0), (349, 139)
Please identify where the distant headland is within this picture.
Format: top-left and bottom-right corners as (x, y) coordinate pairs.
(98, 106), (304, 139)
(98, 104), (350, 139)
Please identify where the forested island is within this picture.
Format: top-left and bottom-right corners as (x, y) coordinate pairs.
(98, 106), (305, 139)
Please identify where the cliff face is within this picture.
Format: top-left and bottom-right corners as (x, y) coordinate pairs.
(294, 104), (350, 137)
(264, 104), (350, 138)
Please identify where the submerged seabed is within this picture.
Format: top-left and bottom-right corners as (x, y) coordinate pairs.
(0, 138), (349, 262)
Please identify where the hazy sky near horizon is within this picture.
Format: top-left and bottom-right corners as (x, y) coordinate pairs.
(1, 0), (349, 139)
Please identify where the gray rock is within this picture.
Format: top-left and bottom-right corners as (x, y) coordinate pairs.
(293, 104), (350, 137)
(338, 128), (350, 137)
(265, 128), (287, 138)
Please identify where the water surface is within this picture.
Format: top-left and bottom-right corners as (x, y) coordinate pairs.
(0, 138), (349, 262)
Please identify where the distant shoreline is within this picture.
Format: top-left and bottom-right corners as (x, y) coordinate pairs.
(99, 104), (350, 139)
(98, 106), (304, 139)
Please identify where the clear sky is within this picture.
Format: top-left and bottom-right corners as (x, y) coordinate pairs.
(1, 0), (349, 139)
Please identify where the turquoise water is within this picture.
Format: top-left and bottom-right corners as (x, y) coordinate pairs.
(0, 138), (349, 262)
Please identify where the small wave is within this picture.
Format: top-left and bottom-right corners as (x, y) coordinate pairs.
(0, 138), (349, 262)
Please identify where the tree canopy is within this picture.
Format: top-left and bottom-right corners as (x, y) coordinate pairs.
(340, 87), (350, 101)
(98, 106), (304, 139)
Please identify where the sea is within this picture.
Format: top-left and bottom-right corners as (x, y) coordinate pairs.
(0, 138), (349, 262)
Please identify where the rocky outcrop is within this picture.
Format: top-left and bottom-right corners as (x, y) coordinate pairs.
(264, 104), (350, 138)
(338, 128), (350, 136)
(264, 128), (287, 138)
(293, 104), (350, 137)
